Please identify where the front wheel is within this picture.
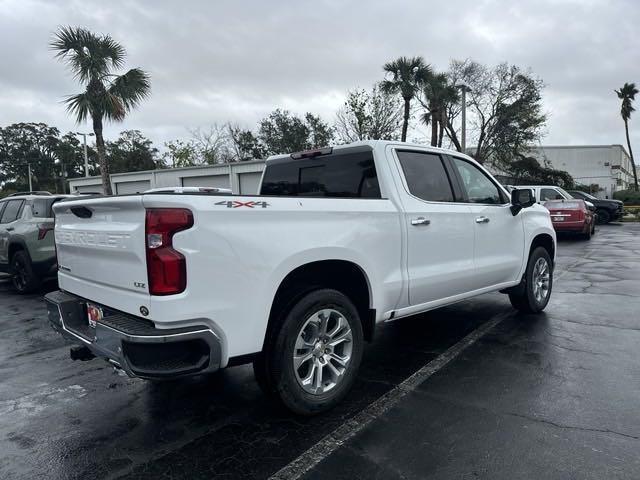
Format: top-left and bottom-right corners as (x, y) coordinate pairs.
(509, 247), (553, 314)
(254, 289), (364, 415)
(596, 209), (611, 224)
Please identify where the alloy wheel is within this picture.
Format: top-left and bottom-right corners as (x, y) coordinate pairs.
(532, 257), (550, 304)
(12, 258), (27, 292)
(293, 308), (353, 395)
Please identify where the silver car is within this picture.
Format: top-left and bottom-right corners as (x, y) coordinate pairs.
(0, 192), (72, 293)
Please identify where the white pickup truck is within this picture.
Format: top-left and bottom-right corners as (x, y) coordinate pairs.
(45, 141), (556, 414)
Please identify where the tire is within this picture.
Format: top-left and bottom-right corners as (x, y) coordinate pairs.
(10, 250), (41, 294)
(253, 289), (364, 415)
(509, 247), (553, 314)
(582, 224), (592, 240)
(591, 221), (596, 235)
(596, 209), (610, 224)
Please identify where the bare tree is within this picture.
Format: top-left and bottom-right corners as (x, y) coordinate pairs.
(189, 124), (232, 164)
(445, 59), (546, 165)
(334, 85), (403, 143)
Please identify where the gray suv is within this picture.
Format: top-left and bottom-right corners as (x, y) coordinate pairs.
(0, 192), (72, 293)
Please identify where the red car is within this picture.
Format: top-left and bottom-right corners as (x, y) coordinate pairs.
(544, 199), (595, 240)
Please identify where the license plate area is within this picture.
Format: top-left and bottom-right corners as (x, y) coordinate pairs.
(86, 303), (103, 329)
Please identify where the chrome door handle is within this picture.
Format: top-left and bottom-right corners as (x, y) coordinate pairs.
(475, 216), (490, 224)
(411, 217), (431, 226)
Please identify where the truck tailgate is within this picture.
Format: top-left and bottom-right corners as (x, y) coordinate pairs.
(53, 196), (149, 297)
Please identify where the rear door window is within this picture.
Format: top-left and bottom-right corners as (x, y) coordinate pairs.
(260, 149), (381, 198)
(31, 198), (60, 218)
(0, 200), (24, 223)
(396, 151), (455, 202)
(540, 188), (564, 201)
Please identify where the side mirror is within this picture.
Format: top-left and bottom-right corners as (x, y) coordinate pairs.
(584, 200), (596, 212)
(510, 188), (536, 216)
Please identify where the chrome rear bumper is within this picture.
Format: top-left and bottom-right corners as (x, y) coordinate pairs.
(45, 290), (222, 379)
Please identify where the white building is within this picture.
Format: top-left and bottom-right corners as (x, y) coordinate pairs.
(68, 160), (266, 195)
(522, 145), (634, 199)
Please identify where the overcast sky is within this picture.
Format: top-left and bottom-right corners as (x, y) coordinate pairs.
(1, 0), (639, 158)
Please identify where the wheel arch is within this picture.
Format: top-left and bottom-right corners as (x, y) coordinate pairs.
(529, 233), (555, 266)
(264, 259), (376, 350)
(8, 239), (28, 263)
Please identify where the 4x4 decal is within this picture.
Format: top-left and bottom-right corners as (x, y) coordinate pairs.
(215, 200), (270, 209)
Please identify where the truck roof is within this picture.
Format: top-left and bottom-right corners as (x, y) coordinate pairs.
(265, 140), (468, 163)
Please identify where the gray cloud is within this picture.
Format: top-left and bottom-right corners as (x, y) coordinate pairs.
(0, 0), (638, 158)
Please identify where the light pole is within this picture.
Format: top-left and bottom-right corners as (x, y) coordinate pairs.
(55, 158), (66, 194)
(27, 163), (33, 191)
(455, 83), (471, 153)
(75, 132), (94, 177)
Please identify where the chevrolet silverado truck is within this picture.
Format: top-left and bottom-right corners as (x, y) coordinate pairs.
(45, 141), (556, 415)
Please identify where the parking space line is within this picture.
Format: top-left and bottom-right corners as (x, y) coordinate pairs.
(269, 314), (507, 480)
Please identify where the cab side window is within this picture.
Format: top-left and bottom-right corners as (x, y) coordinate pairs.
(396, 151), (455, 202)
(540, 188), (563, 201)
(0, 200), (24, 223)
(451, 158), (504, 204)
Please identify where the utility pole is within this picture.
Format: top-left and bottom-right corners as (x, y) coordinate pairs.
(456, 84), (471, 153)
(56, 158), (66, 194)
(461, 87), (467, 153)
(75, 132), (94, 177)
(27, 163), (33, 191)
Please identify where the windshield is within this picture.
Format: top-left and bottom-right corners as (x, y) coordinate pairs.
(556, 187), (574, 200)
(578, 191), (597, 200)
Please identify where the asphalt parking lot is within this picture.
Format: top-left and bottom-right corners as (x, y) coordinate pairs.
(1, 224), (639, 480)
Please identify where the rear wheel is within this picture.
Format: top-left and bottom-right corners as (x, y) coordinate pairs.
(509, 247), (553, 314)
(596, 209), (610, 224)
(582, 224), (592, 240)
(253, 289), (364, 415)
(10, 250), (41, 294)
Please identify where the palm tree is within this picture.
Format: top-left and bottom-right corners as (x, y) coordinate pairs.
(615, 83), (639, 191)
(420, 73), (459, 147)
(51, 27), (150, 195)
(381, 57), (432, 142)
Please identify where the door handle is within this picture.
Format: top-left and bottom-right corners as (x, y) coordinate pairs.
(6, 227), (14, 231)
(475, 216), (490, 224)
(411, 217), (431, 226)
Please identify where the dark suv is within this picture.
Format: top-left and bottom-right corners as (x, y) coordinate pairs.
(0, 192), (72, 293)
(567, 191), (624, 224)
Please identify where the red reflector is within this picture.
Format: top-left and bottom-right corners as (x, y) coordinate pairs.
(145, 208), (194, 296)
(37, 222), (54, 240)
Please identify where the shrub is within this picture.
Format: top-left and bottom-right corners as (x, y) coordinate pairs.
(614, 189), (640, 204)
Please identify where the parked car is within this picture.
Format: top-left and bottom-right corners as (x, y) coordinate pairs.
(544, 199), (595, 239)
(517, 184), (590, 207)
(45, 141), (556, 415)
(0, 192), (72, 293)
(567, 190), (623, 224)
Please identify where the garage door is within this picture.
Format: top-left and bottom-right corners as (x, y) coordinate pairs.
(115, 180), (151, 195)
(74, 184), (104, 194)
(238, 172), (263, 195)
(181, 175), (230, 189)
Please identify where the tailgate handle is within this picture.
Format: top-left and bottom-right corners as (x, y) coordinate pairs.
(70, 206), (93, 218)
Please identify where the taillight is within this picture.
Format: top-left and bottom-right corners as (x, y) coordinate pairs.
(145, 208), (194, 295)
(37, 222), (54, 240)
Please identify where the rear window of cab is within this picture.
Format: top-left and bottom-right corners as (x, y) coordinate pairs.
(260, 148), (381, 198)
